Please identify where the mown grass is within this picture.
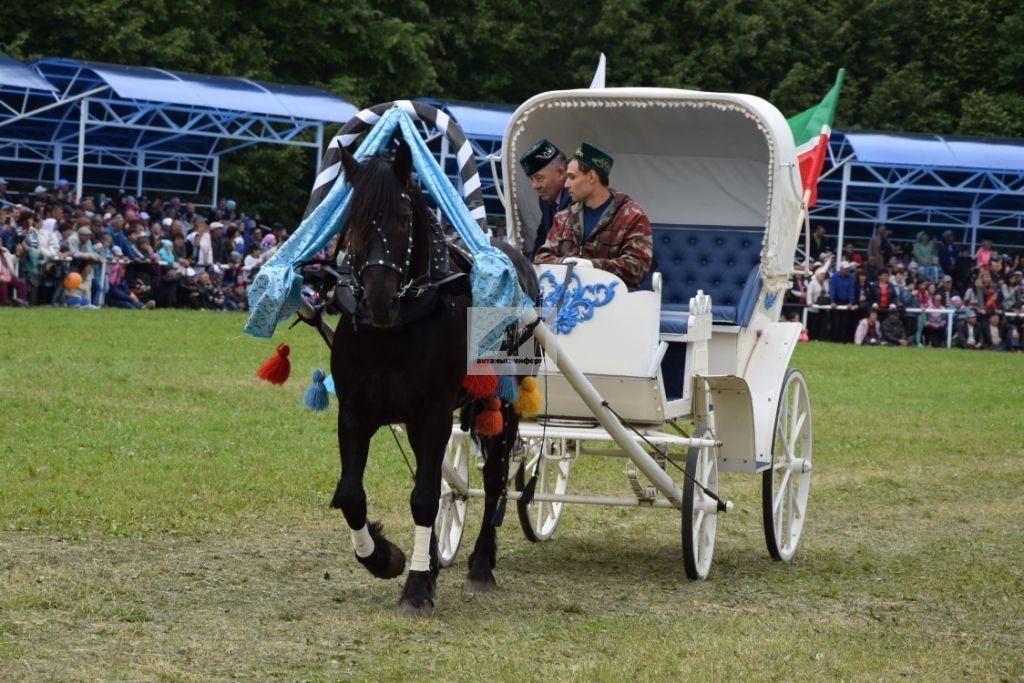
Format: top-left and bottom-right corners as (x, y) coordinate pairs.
(1, 307), (1022, 681)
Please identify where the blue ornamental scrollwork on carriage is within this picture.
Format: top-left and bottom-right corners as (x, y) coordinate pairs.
(538, 270), (618, 334)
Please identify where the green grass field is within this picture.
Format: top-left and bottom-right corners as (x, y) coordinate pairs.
(1, 307), (1022, 681)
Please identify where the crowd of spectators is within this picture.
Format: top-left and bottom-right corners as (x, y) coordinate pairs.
(3, 176), (1023, 355)
(785, 224), (1024, 352)
(0, 177), (299, 312)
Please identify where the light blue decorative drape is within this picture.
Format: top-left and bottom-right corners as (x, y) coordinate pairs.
(243, 107), (529, 340)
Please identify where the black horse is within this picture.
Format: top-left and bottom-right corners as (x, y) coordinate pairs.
(326, 138), (538, 617)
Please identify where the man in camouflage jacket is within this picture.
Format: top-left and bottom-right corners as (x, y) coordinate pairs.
(533, 142), (653, 288)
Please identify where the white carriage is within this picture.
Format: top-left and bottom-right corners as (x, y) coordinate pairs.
(436, 88), (813, 579)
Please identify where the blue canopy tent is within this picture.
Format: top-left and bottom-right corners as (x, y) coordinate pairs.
(811, 130), (1024, 254)
(0, 55), (358, 203)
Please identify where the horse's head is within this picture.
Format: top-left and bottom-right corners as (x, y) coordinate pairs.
(341, 139), (417, 329)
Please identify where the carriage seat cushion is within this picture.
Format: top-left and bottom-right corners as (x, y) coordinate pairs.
(651, 224), (764, 327)
(660, 311), (689, 336)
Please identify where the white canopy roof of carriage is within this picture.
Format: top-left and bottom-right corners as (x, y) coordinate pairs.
(501, 88), (804, 280)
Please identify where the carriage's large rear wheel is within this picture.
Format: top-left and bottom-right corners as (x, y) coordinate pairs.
(681, 428), (719, 580)
(515, 437), (572, 542)
(435, 432), (471, 568)
(762, 368), (813, 562)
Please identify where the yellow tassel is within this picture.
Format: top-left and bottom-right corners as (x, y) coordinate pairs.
(514, 376), (543, 415)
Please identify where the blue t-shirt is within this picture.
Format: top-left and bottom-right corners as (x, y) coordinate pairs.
(582, 195), (613, 241)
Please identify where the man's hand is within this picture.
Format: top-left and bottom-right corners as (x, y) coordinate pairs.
(562, 257), (593, 268)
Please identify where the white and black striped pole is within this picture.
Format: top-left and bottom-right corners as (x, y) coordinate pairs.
(304, 100), (487, 231)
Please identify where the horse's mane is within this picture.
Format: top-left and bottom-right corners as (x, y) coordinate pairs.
(344, 154), (427, 254)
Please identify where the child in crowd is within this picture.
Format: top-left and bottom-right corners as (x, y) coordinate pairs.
(63, 263), (94, 308)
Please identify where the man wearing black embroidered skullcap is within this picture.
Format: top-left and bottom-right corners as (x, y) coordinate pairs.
(518, 138), (570, 258)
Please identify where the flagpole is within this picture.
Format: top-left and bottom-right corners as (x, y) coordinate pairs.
(803, 188), (812, 274)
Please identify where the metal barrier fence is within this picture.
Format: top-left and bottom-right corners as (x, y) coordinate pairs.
(800, 304), (1023, 348)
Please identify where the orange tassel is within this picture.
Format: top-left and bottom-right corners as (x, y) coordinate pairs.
(256, 343), (291, 385)
(475, 397), (504, 436)
(463, 370), (498, 398)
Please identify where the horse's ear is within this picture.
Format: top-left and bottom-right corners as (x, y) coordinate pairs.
(340, 144), (360, 182)
(393, 139), (413, 186)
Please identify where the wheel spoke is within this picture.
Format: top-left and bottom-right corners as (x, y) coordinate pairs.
(700, 447), (713, 484)
(773, 468), (792, 515)
(789, 381), (801, 442)
(785, 481), (796, 542)
(700, 523), (713, 550)
(791, 412), (806, 453)
(775, 422), (790, 461)
(791, 486), (804, 521)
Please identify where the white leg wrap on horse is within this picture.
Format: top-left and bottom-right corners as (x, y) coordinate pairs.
(351, 525), (374, 558)
(411, 525), (432, 572)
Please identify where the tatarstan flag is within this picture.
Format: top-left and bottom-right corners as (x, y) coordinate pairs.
(786, 68), (845, 207)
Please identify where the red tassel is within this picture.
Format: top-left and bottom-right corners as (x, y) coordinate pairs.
(463, 370), (498, 398)
(475, 397), (503, 436)
(256, 343), (291, 385)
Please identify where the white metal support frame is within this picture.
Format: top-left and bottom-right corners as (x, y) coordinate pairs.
(0, 58), (352, 201)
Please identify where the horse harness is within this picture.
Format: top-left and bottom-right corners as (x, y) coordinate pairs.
(299, 208), (471, 336)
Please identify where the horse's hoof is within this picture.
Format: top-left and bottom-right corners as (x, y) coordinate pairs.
(382, 545), (406, 579)
(465, 576), (498, 593)
(355, 538), (406, 580)
(398, 599), (434, 618)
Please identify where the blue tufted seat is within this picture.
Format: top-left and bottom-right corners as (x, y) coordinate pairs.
(649, 224), (764, 401)
(650, 224), (764, 329)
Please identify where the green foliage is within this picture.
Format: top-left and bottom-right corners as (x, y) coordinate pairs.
(5, 0), (1019, 136)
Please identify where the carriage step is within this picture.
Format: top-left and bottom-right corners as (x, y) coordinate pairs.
(625, 468), (658, 505)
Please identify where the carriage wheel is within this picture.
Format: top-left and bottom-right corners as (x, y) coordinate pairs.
(435, 432), (470, 568)
(515, 437), (572, 542)
(681, 427), (719, 580)
(762, 368), (813, 562)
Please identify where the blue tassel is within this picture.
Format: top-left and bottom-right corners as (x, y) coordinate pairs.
(303, 368), (330, 411)
(495, 374), (519, 403)
(324, 373), (336, 395)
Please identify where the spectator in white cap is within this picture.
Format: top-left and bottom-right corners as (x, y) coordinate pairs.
(68, 224), (94, 255)
(209, 221), (228, 263)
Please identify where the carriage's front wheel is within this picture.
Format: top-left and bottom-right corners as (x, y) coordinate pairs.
(681, 428), (719, 580)
(515, 437), (573, 542)
(762, 368), (813, 562)
(435, 431), (470, 568)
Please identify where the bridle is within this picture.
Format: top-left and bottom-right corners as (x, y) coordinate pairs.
(342, 191), (439, 305)
(349, 194), (413, 287)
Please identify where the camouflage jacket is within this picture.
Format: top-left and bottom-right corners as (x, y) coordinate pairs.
(533, 190), (653, 287)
